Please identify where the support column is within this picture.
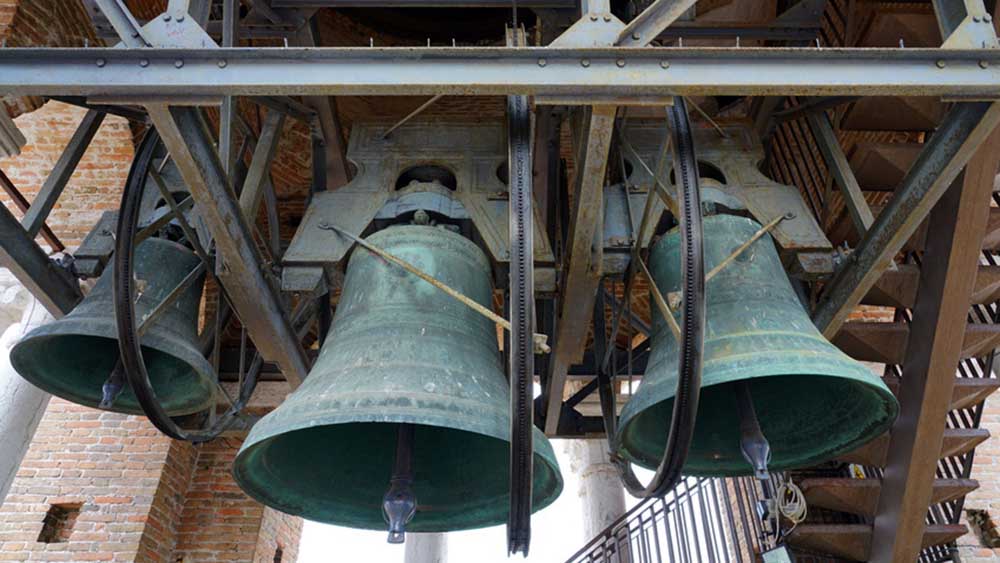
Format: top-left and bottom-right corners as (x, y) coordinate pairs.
(567, 439), (627, 539)
(404, 533), (447, 563)
(0, 295), (52, 502)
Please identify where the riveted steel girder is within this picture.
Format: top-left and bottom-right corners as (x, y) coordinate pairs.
(2, 48), (1000, 100)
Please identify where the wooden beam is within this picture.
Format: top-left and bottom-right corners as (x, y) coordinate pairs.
(865, 264), (1000, 308)
(833, 322), (1000, 364)
(837, 427), (990, 467)
(800, 477), (977, 517)
(789, 524), (966, 562)
(870, 123), (1000, 563)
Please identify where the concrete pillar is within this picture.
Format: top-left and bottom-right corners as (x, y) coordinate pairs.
(567, 439), (628, 540)
(404, 533), (447, 563)
(0, 296), (53, 503)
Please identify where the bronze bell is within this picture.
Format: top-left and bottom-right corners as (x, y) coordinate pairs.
(615, 213), (899, 476)
(11, 238), (215, 415)
(234, 225), (563, 535)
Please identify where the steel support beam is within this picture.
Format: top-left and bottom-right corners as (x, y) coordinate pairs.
(291, 19), (350, 189)
(543, 106), (616, 435)
(813, 102), (1000, 337)
(0, 204), (81, 317)
(5, 47), (1000, 100)
(616, 0), (699, 46)
(806, 111), (874, 235)
(870, 125), (1000, 563)
(146, 105), (309, 387)
(21, 110), (105, 239)
(273, 0), (574, 6)
(239, 109), (286, 221)
(219, 0), (239, 176)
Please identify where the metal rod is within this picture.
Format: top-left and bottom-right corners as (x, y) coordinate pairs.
(735, 380), (771, 480)
(0, 168), (64, 252)
(319, 221), (551, 353)
(137, 261), (207, 337)
(381, 95), (444, 139)
(705, 214), (786, 282)
(636, 255), (682, 340)
(382, 423), (417, 544)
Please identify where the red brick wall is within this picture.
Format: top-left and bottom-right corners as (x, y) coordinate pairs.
(0, 401), (303, 563)
(0, 101), (134, 250)
(0, 399), (181, 562)
(958, 393), (1000, 561)
(173, 437), (265, 562)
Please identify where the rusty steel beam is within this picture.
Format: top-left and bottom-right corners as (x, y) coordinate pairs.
(543, 106), (616, 435)
(146, 105), (309, 387)
(869, 124), (1000, 563)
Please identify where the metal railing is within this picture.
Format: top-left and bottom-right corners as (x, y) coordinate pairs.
(566, 476), (774, 563)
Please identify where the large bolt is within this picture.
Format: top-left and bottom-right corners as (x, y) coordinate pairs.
(175, 59), (184, 68)
(96, 58), (106, 67)
(581, 58), (591, 67)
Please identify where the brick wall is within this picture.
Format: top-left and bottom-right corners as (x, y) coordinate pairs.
(958, 393), (1000, 561)
(0, 101), (134, 251)
(0, 399), (180, 562)
(0, 402), (303, 563)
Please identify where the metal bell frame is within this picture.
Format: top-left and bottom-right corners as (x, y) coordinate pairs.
(112, 127), (290, 443)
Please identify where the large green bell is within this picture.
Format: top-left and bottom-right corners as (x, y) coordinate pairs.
(615, 214), (899, 476)
(233, 225), (563, 533)
(11, 238), (215, 416)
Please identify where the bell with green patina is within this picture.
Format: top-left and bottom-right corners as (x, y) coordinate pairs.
(10, 238), (215, 415)
(233, 224), (563, 533)
(615, 213), (899, 476)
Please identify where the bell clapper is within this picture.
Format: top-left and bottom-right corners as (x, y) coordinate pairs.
(735, 380), (771, 481)
(99, 361), (127, 410)
(382, 423), (417, 544)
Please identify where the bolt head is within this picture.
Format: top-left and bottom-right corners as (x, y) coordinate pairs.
(660, 60), (670, 69)
(986, 14), (993, 22)
(537, 58), (547, 67)
(936, 59), (947, 68)
(96, 58), (106, 67)
(163, 14), (171, 21)
(632, 32), (641, 41)
(176, 14), (185, 22)
(616, 59), (626, 68)
(974, 15), (982, 22)
(175, 59), (184, 68)
(580, 58), (590, 67)
(589, 14), (598, 21)
(603, 14), (611, 22)
(981, 60), (990, 69)
(218, 59), (228, 68)
(139, 58), (149, 67)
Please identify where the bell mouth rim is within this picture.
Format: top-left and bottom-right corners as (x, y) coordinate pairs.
(613, 371), (900, 477)
(232, 420), (563, 533)
(10, 320), (217, 416)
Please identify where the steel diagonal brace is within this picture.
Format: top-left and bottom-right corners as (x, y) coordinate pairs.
(543, 106), (616, 435)
(813, 102), (1000, 338)
(616, 0), (700, 46)
(147, 105), (310, 387)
